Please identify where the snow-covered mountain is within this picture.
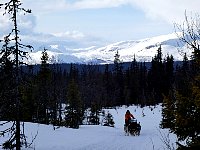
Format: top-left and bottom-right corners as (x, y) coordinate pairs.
(28, 33), (192, 64)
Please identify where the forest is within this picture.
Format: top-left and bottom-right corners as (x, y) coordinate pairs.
(1, 46), (175, 119)
(0, 0), (200, 150)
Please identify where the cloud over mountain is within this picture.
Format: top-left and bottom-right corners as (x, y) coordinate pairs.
(22, 0), (200, 24)
(0, 9), (36, 36)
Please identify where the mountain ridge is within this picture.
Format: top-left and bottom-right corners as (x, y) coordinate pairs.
(27, 33), (192, 64)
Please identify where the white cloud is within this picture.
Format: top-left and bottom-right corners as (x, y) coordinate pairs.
(131, 0), (200, 24)
(0, 10), (12, 35)
(17, 30), (106, 49)
(2, 0), (200, 46)
(53, 31), (85, 39)
(22, 0), (200, 24)
(51, 31), (106, 47)
(69, 0), (200, 28)
(18, 13), (37, 34)
(68, 0), (200, 24)
(0, 1), (105, 47)
(69, 0), (131, 9)
(22, 0), (69, 14)
(21, 0), (131, 14)
(0, 5), (36, 36)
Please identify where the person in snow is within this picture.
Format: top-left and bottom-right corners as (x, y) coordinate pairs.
(125, 110), (134, 126)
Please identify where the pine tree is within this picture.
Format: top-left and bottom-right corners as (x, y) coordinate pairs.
(65, 79), (83, 128)
(148, 45), (164, 104)
(160, 91), (175, 130)
(35, 49), (52, 124)
(129, 56), (140, 105)
(102, 64), (114, 106)
(19, 79), (35, 122)
(113, 50), (125, 105)
(88, 103), (101, 125)
(0, 36), (15, 120)
(163, 55), (174, 95)
(49, 63), (65, 126)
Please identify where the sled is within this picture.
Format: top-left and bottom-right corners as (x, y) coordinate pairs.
(124, 119), (141, 136)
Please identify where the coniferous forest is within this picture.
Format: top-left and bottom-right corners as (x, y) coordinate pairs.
(0, 0), (200, 150)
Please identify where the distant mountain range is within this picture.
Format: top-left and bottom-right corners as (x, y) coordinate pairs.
(27, 33), (192, 64)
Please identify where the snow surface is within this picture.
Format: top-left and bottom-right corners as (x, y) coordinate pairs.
(0, 104), (177, 150)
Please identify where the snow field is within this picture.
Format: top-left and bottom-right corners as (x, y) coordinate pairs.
(0, 104), (177, 150)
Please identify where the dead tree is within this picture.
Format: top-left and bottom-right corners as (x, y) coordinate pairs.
(175, 11), (200, 60)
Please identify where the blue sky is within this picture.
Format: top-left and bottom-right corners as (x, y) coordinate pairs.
(1, 0), (200, 47)
(36, 5), (172, 40)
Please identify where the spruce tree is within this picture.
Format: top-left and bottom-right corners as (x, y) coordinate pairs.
(113, 50), (124, 105)
(129, 56), (140, 105)
(102, 64), (114, 106)
(65, 79), (83, 128)
(160, 91), (175, 130)
(0, 36), (15, 120)
(163, 55), (174, 95)
(35, 49), (51, 124)
(148, 45), (164, 104)
(161, 13), (200, 149)
(88, 103), (101, 125)
(0, 1), (32, 149)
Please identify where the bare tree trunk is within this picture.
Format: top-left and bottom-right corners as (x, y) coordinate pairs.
(13, 1), (20, 149)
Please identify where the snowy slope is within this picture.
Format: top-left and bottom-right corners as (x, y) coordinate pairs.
(1, 104), (177, 150)
(27, 33), (192, 64)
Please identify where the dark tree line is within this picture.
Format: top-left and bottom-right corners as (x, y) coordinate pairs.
(0, 44), (175, 122)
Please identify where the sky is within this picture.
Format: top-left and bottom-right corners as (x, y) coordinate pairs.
(1, 0), (200, 47)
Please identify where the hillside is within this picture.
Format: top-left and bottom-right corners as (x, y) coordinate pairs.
(27, 33), (192, 64)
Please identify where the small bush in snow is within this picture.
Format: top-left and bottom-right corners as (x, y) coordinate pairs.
(102, 111), (115, 127)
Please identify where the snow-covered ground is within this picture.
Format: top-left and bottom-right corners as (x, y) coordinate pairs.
(0, 104), (177, 150)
